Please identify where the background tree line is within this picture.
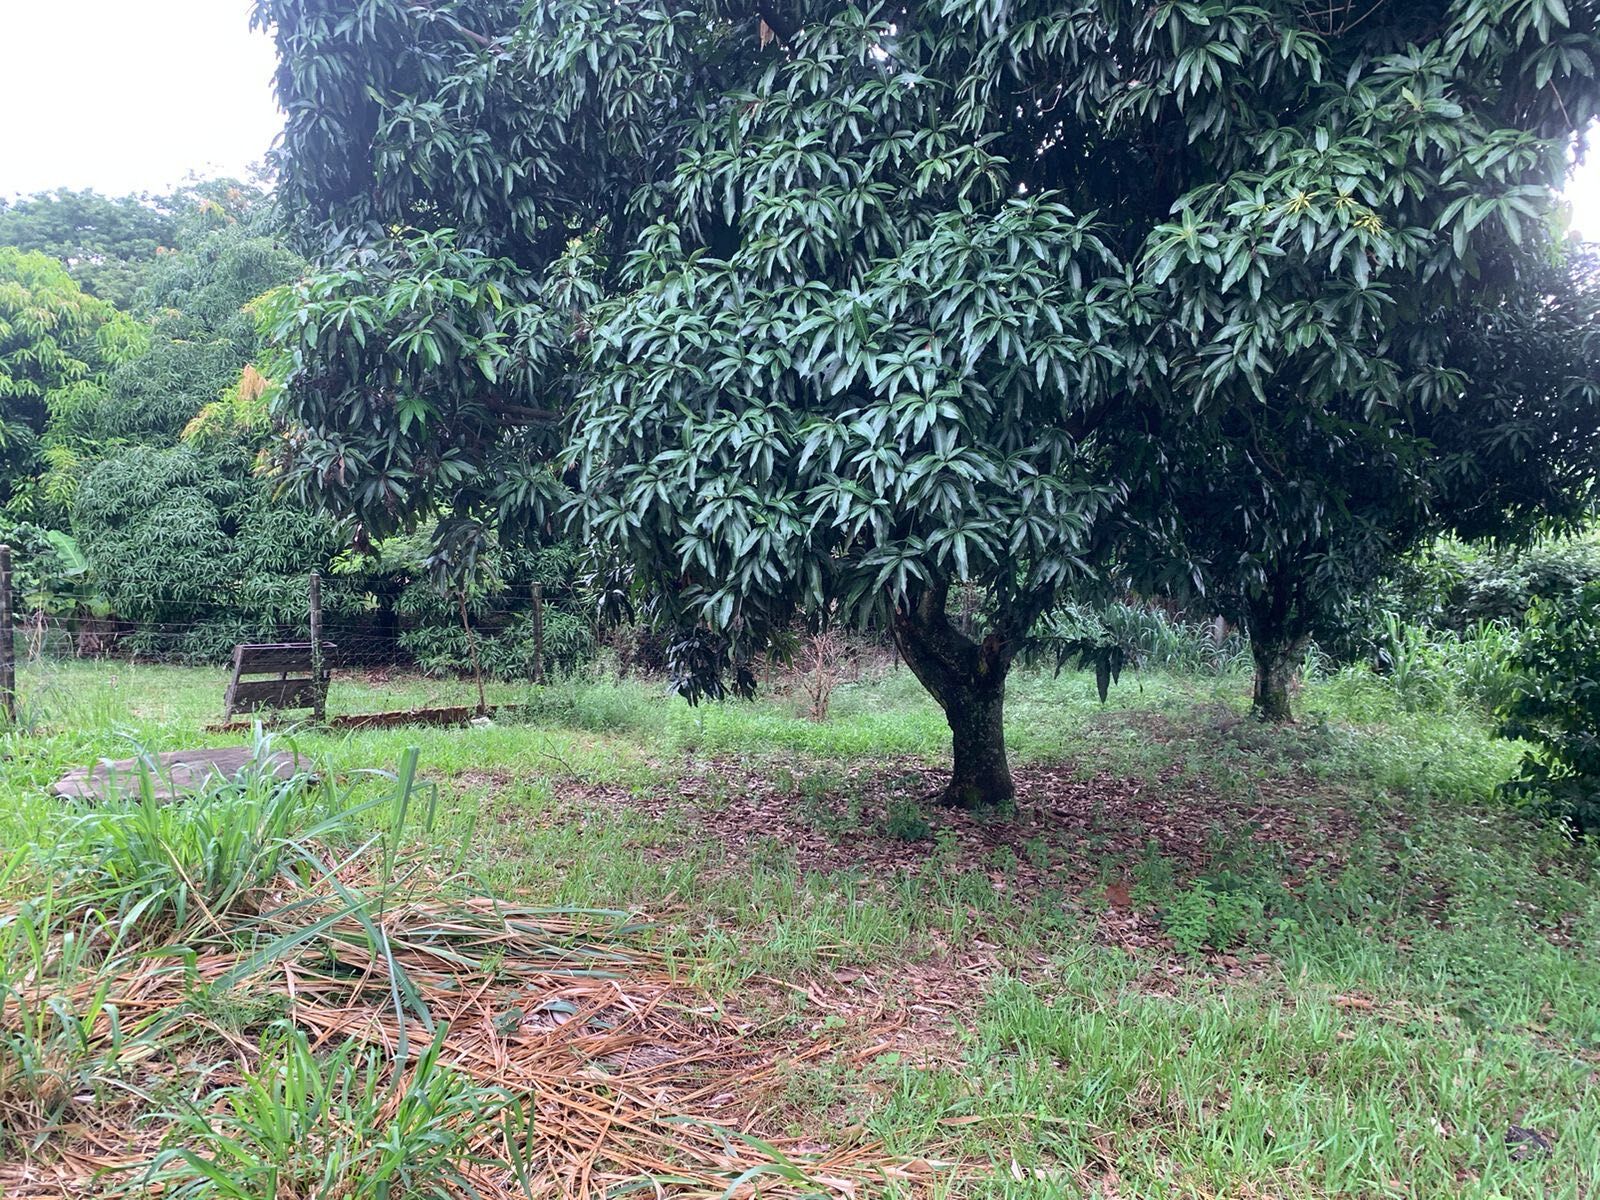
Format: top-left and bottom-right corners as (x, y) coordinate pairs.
(0, 183), (591, 671)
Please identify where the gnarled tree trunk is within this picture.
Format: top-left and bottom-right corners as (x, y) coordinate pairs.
(892, 581), (1019, 809)
(1250, 635), (1304, 722)
(1246, 566), (1309, 723)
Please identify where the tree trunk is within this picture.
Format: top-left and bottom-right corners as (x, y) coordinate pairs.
(892, 581), (1017, 810)
(945, 683), (1012, 810)
(1250, 636), (1304, 722)
(1246, 564), (1309, 723)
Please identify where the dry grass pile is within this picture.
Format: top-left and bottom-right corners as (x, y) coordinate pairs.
(0, 748), (920, 1199)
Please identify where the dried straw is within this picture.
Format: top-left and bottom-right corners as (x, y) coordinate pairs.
(0, 850), (932, 1199)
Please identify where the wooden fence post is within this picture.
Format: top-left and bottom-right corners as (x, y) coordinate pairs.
(0, 545), (14, 725)
(309, 571), (326, 723)
(458, 590), (488, 715)
(531, 582), (546, 684)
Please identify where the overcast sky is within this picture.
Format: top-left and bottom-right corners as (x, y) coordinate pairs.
(1, 0), (1598, 238)
(0, 1), (281, 198)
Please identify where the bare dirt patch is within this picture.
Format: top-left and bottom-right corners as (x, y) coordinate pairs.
(567, 748), (1363, 950)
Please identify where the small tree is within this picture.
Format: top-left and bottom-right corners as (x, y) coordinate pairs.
(1132, 243), (1600, 721)
(0, 248), (144, 519)
(1501, 581), (1600, 833)
(258, 0), (1600, 801)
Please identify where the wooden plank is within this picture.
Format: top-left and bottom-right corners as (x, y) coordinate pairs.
(223, 650), (242, 720)
(205, 703), (524, 734)
(225, 677), (322, 711)
(233, 642), (336, 674)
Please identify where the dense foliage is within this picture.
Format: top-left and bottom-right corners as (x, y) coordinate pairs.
(1, 182), (589, 675)
(1367, 532), (1600, 639)
(1133, 240), (1600, 718)
(1500, 580), (1600, 832)
(69, 444), (362, 658)
(0, 189), (176, 309)
(3, 184), (350, 654)
(337, 527), (595, 678)
(0, 249), (144, 520)
(257, 0), (1600, 804)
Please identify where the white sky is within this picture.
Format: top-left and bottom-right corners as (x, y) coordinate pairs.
(0, 0), (281, 198)
(0, 0), (1597, 238)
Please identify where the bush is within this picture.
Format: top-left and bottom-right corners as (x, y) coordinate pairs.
(1456, 537), (1600, 627)
(1318, 534), (1600, 668)
(401, 608), (595, 681)
(1044, 601), (1248, 677)
(70, 445), (363, 651)
(1499, 581), (1600, 833)
(882, 798), (933, 842)
(1384, 535), (1600, 633)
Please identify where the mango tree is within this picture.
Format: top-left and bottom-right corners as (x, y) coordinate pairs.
(257, 0), (1600, 799)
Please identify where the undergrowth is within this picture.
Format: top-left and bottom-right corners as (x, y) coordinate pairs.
(0, 662), (1596, 1197)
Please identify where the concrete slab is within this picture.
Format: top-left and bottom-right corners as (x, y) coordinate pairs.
(53, 747), (300, 802)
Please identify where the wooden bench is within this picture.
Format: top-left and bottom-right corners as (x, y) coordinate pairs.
(223, 641), (334, 721)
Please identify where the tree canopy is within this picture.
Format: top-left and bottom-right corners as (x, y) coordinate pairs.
(258, 0), (1600, 804)
(0, 248), (145, 519)
(0, 189), (176, 310)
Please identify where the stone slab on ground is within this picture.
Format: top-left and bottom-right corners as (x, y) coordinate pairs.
(53, 747), (299, 802)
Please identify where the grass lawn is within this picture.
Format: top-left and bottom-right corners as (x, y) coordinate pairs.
(1, 656), (1596, 1198)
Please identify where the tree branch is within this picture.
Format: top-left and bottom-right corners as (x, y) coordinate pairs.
(755, 5), (799, 50)
(485, 396), (561, 424)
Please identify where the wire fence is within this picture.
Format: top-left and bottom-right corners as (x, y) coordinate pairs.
(13, 605), (576, 674)
(0, 546), (907, 734)
(0, 542), (598, 729)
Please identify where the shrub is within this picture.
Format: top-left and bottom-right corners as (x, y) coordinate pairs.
(1319, 534), (1600, 667)
(399, 607), (594, 681)
(1382, 535), (1600, 633)
(1499, 582), (1600, 833)
(1043, 601), (1248, 678)
(1160, 881), (1265, 957)
(145, 1023), (501, 1200)
(1454, 537), (1600, 627)
(69, 445), (363, 656)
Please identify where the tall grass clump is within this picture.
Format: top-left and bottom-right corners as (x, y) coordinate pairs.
(0, 883), (170, 1156)
(0, 736), (432, 1168)
(45, 733), (326, 934)
(145, 1023), (502, 1200)
(1318, 616), (1520, 720)
(1372, 614), (1520, 712)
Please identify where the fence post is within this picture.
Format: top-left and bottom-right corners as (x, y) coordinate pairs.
(309, 570), (326, 724)
(0, 545), (14, 725)
(531, 582), (546, 684)
(458, 590), (488, 715)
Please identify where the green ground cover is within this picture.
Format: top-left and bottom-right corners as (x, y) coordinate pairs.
(0, 658), (1594, 1198)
